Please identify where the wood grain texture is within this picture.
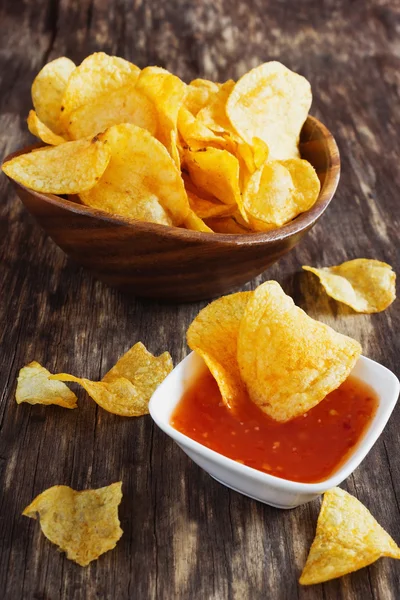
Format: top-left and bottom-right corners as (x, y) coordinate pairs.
(3, 116), (340, 302)
(0, 0), (399, 598)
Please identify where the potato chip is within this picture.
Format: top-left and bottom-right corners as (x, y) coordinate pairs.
(187, 292), (252, 408)
(2, 137), (111, 194)
(66, 83), (157, 140)
(178, 106), (235, 153)
(237, 281), (361, 422)
(205, 215), (252, 234)
(300, 487), (400, 585)
(32, 56), (76, 135)
(23, 482), (123, 566)
(184, 210), (213, 232)
(226, 61), (312, 159)
(185, 79), (219, 115)
(184, 148), (240, 206)
(80, 124), (189, 225)
(196, 80), (235, 134)
(136, 66), (186, 166)
(61, 53), (139, 119)
(241, 158), (320, 230)
(303, 259), (396, 313)
(52, 342), (173, 416)
(16, 361), (77, 409)
(27, 110), (66, 145)
(183, 174), (235, 219)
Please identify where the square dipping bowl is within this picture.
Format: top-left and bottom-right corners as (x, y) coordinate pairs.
(149, 352), (399, 509)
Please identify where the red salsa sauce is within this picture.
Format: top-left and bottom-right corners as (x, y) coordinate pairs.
(171, 369), (378, 483)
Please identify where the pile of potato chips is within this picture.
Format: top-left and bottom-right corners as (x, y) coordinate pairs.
(2, 54), (321, 233)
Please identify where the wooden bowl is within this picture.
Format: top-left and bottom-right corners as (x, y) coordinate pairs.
(3, 116), (339, 302)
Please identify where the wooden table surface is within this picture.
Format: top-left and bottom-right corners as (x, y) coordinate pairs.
(0, 0), (399, 598)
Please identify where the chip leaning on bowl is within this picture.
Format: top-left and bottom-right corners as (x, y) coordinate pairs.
(2, 53), (321, 234)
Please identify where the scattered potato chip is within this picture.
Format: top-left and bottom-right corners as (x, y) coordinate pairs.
(27, 110), (66, 145)
(184, 148), (241, 206)
(241, 158), (320, 230)
(300, 487), (400, 585)
(66, 83), (157, 140)
(51, 342), (173, 416)
(23, 482), (123, 566)
(303, 259), (396, 313)
(136, 66), (187, 166)
(61, 53), (139, 120)
(237, 281), (362, 422)
(16, 361), (77, 409)
(2, 137), (111, 194)
(187, 292), (252, 408)
(31, 56), (76, 135)
(80, 124), (189, 225)
(226, 61), (311, 159)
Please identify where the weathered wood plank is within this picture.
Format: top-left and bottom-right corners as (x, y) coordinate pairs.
(0, 0), (399, 598)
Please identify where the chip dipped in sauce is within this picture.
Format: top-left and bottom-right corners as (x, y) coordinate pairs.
(171, 369), (378, 483)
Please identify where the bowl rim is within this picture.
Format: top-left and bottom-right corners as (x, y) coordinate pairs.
(3, 115), (340, 247)
(149, 352), (400, 494)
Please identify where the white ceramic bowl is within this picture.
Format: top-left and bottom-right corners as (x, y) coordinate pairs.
(149, 352), (399, 509)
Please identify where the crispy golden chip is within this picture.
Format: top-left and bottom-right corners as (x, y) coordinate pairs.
(51, 342), (173, 416)
(237, 281), (362, 422)
(16, 361), (77, 408)
(303, 259), (396, 313)
(32, 56), (76, 134)
(2, 138), (111, 194)
(196, 80), (235, 134)
(61, 53), (139, 119)
(23, 482), (123, 566)
(27, 110), (66, 145)
(184, 148), (240, 206)
(236, 137), (269, 175)
(187, 292), (252, 408)
(205, 215), (252, 234)
(226, 61), (311, 159)
(241, 158), (320, 230)
(184, 210), (213, 232)
(136, 66), (186, 166)
(185, 80), (219, 115)
(66, 83), (157, 140)
(300, 487), (400, 585)
(80, 124), (189, 225)
(178, 106), (235, 153)
(183, 174), (235, 219)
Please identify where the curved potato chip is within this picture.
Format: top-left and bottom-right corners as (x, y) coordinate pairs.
(16, 361), (77, 409)
(237, 281), (362, 422)
(242, 158), (320, 230)
(23, 482), (123, 566)
(27, 110), (66, 145)
(80, 124), (189, 225)
(300, 487), (400, 585)
(303, 259), (396, 313)
(183, 173), (235, 219)
(61, 53), (139, 118)
(2, 137), (111, 194)
(185, 80), (219, 115)
(52, 342), (173, 416)
(32, 56), (76, 134)
(66, 83), (157, 139)
(196, 80), (235, 134)
(187, 292), (252, 408)
(226, 61), (311, 159)
(184, 147), (240, 206)
(136, 66), (186, 166)
(184, 210), (213, 232)
(178, 106), (235, 153)
(205, 215), (252, 234)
